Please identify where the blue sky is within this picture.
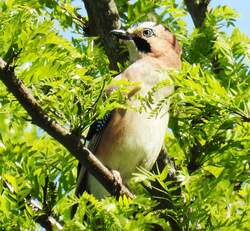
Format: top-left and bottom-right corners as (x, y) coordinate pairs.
(210, 0), (249, 35)
(71, 0), (250, 37)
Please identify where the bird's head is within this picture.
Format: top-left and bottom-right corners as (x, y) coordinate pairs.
(111, 21), (181, 62)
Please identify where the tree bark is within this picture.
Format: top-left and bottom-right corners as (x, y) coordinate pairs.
(184, 0), (211, 28)
(82, 0), (127, 70)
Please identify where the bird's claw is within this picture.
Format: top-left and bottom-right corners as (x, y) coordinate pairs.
(111, 170), (123, 197)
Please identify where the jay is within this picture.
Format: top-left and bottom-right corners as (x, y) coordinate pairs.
(75, 21), (181, 200)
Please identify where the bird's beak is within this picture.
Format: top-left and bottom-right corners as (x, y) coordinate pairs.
(110, 29), (133, 40)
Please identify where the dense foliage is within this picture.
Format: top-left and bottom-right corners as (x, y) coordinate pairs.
(0, 0), (249, 230)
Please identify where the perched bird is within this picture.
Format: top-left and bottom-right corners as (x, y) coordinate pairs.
(75, 21), (181, 200)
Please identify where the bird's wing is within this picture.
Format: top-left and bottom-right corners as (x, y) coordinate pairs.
(75, 72), (124, 197)
(75, 112), (112, 197)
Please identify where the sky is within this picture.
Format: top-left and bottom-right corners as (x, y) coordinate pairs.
(70, 0), (250, 37)
(209, 0), (249, 36)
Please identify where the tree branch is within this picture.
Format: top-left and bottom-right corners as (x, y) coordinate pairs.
(3, 179), (62, 230)
(183, 1), (233, 175)
(0, 58), (134, 200)
(82, 0), (128, 70)
(184, 0), (211, 28)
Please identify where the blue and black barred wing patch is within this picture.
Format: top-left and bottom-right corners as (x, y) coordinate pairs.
(86, 112), (112, 153)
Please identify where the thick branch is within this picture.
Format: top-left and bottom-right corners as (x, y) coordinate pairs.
(82, 0), (127, 70)
(184, 0), (211, 28)
(0, 58), (134, 199)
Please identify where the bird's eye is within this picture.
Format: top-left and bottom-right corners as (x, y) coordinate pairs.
(143, 28), (154, 38)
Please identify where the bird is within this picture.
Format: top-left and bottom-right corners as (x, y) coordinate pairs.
(75, 21), (181, 201)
